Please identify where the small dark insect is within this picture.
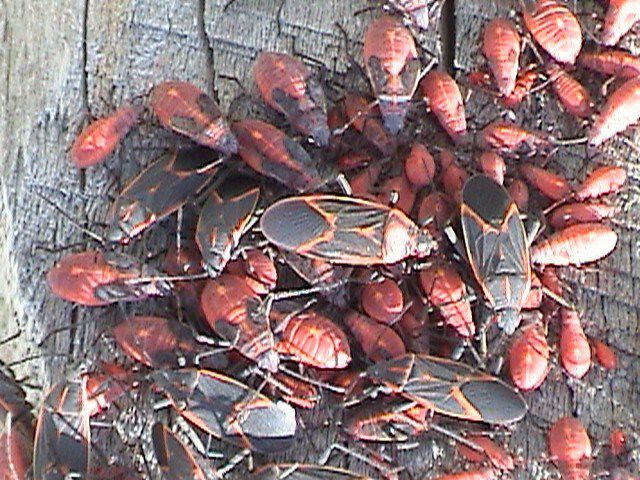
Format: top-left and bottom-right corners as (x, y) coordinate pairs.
(196, 182), (260, 277)
(232, 119), (325, 192)
(152, 423), (207, 480)
(47, 250), (172, 306)
(151, 80), (237, 154)
(601, 0), (640, 46)
(260, 194), (436, 266)
(548, 416), (592, 480)
(521, 0), (582, 65)
(579, 49), (640, 79)
(70, 105), (142, 168)
(421, 71), (468, 144)
(107, 147), (220, 243)
(359, 353), (528, 424)
(459, 175), (531, 334)
(151, 368), (297, 453)
(363, 15), (421, 133)
(254, 52), (330, 146)
(33, 379), (90, 480)
(589, 76), (640, 146)
(482, 18), (521, 96)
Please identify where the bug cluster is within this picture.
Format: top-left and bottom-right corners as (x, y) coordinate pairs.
(6, 0), (640, 479)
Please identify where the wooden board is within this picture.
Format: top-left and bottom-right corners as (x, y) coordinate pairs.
(0, 0), (637, 478)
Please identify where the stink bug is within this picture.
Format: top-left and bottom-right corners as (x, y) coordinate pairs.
(47, 250), (172, 306)
(589, 76), (640, 146)
(107, 147), (220, 243)
(363, 15), (421, 134)
(260, 194), (437, 266)
(521, 0), (582, 65)
(459, 175), (531, 334)
(253, 52), (330, 146)
(359, 353), (528, 424)
(70, 105), (142, 168)
(482, 18), (521, 97)
(151, 80), (237, 154)
(601, 0), (640, 46)
(421, 71), (468, 144)
(196, 182), (260, 277)
(151, 368), (297, 453)
(232, 119), (325, 192)
(152, 423), (207, 480)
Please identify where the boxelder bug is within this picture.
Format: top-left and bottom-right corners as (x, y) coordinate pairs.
(457, 174), (532, 334)
(507, 320), (549, 391)
(548, 416), (592, 480)
(260, 194), (437, 266)
(151, 368), (297, 453)
(196, 182), (260, 277)
(70, 105), (142, 168)
(420, 71), (468, 144)
(342, 93), (397, 156)
(363, 15), (421, 134)
(559, 308), (591, 379)
(601, 0), (640, 46)
(482, 18), (521, 97)
(344, 311), (406, 362)
(47, 250), (172, 306)
(579, 49), (640, 79)
(253, 52), (330, 146)
(531, 223), (618, 266)
(357, 353), (528, 424)
(589, 76), (640, 146)
(151, 80), (237, 155)
(107, 147), (221, 243)
(360, 278), (404, 325)
(152, 423), (207, 480)
(545, 63), (592, 118)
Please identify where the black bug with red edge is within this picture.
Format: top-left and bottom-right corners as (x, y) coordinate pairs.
(260, 194), (436, 266)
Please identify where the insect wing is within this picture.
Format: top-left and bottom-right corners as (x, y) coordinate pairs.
(152, 423), (206, 480)
(260, 195), (392, 265)
(196, 185), (260, 276)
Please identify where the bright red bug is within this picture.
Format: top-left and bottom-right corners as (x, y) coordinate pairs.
(253, 51), (330, 146)
(545, 63), (592, 118)
(579, 49), (640, 79)
(268, 373), (320, 410)
(548, 203), (619, 229)
(227, 250), (277, 296)
(441, 161), (469, 204)
(404, 143), (436, 188)
(232, 118), (323, 192)
(589, 76), (640, 146)
(477, 151), (506, 185)
(559, 308), (591, 379)
(548, 416), (592, 480)
(419, 263), (475, 338)
(519, 164), (571, 201)
(575, 165), (627, 201)
(348, 163), (382, 199)
(275, 309), (351, 369)
(610, 428), (627, 456)
(457, 434), (515, 471)
(592, 339), (617, 370)
(601, 0), (640, 46)
(417, 191), (452, 233)
(508, 321), (550, 391)
(343, 93), (397, 155)
(482, 18), (521, 97)
(151, 81), (237, 154)
(508, 179), (530, 211)
(363, 15), (421, 134)
(502, 67), (540, 107)
(47, 250), (171, 306)
(433, 468), (498, 480)
(378, 174), (417, 214)
(83, 362), (134, 417)
(344, 311), (406, 362)
(521, 0), (582, 65)
(360, 278), (404, 325)
(480, 120), (552, 157)
(201, 273), (278, 372)
(421, 70), (468, 144)
(70, 105), (142, 168)
(531, 222), (618, 266)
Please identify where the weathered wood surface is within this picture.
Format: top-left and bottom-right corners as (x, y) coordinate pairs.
(0, 0), (637, 478)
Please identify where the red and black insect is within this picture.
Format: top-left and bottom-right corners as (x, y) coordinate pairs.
(232, 119), (325, 192)
(151, 80), (237, 155)
(151, 368), (297, 453)
(343, 93), (397, 156)
(404, 143), (436, 188)
(589, 76), (640, 146)
(363, 15), (421, 134)
(248, 463), (370, 479)
(458, 174), (532, 334)
(254, 52), (330, 146)
(107, 147), (220, 243)
(47, 250), (172, 306)
(260, 194), (437, 266)
(33, 379), (91, 480)
(601, 0), (640, 46)
(0, 366), (34, 480)
(152, 423), (207, 480)
(70, 105), (142, 168)
(196, 182), (260, 277)
(357, 353), (528, 424)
